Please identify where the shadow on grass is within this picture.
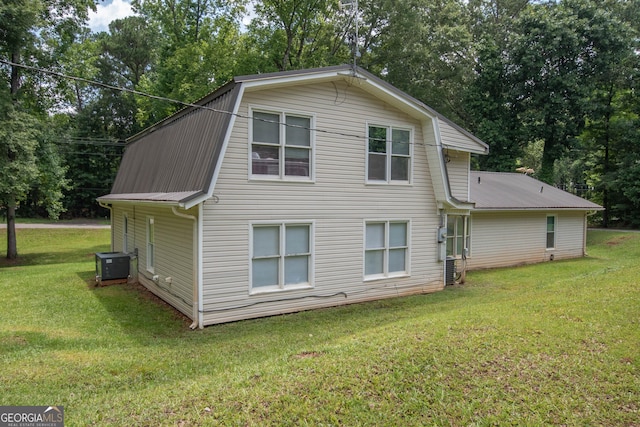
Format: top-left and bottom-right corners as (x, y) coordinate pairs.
(0, 245), (107, 269)
(86, 270), (470, 353)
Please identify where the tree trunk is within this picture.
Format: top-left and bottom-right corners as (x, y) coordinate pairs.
(538, 143), (556, 185)
(6, 197), (17, 259)
(6, 52), (20, 259)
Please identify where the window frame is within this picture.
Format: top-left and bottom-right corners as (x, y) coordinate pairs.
(366, 123), (413, 184)
(546, 215), (556, 250)
(249, 105), (316, 182)
(146, 216), (155, 273)
(249, 220), (315, 294)
(446, 215), (471, 259)
(123, 213), (129, 253)
(363, 219), (411, 281)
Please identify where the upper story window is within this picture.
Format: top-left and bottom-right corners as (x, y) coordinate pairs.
(367, 125), (412, 183)
(251, 109), (313, 180)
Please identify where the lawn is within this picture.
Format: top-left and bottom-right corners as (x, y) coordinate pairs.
(1, 229), (638, 426)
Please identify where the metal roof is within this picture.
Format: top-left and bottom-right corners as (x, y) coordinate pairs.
(470, 171), (603, 211)
(101, 82), (240, 206)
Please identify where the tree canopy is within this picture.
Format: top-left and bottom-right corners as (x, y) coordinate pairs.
(1, 0), (639, 258)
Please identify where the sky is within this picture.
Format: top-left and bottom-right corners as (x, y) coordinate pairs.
(87, 0), (255, 33)
(87, 0), (135, 33)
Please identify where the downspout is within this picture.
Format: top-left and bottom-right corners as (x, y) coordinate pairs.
(98, 202), (114, 251)
(172, 206), (199, 330)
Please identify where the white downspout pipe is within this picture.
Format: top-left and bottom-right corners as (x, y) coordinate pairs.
(172, 206), (199, 330)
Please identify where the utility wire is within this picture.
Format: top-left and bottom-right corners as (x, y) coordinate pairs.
(1, 58), (435, 147)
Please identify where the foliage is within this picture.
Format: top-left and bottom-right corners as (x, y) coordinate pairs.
(0, 228), (638, 425)
(0, 105), (39, 203)
(3, 0), (640, 230)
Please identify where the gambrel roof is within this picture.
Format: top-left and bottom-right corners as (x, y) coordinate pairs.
(99, 65), (488, 209)
(470, 171), (603, 211)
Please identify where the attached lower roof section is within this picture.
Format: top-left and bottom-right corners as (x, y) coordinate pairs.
(98, 191), (206, 207)
(470, 171), (603, 211)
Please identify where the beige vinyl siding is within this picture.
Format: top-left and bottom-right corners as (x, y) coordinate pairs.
(201, 81), (443, 325)
(111, 208), (135, 254)
(438, 119), (484, 153)
(445, 150), (470, 201)
(112, 204), (196, 319)
(466, 211), (587, 270)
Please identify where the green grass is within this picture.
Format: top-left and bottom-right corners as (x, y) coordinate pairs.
(1, 229), (638, 426)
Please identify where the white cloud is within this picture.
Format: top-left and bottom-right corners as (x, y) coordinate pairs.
(88, 0), (135, 33)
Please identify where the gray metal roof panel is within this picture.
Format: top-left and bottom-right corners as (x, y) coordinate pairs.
(109, 83), (241, 196)
(470, 171), (603, 210)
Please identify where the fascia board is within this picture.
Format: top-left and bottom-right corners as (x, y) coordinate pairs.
(204, 84), (245, 198)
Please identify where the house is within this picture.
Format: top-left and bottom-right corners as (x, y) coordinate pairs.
(464, 171), (603, 270)
(98, 65), (600, 327)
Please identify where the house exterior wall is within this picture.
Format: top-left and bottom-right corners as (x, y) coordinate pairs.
(438, 120), (484, 153)
(445, 150), (470, 201)
(111, 204), (197, 319)
(200, 81), (444, 325)
(466, 210), (587, 270)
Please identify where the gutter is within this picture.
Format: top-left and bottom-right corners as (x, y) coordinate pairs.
(171, 206), (200, 330)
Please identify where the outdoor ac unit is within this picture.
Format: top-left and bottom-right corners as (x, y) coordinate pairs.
(95, 252), (130, 283)
(445, 257), (456, 285)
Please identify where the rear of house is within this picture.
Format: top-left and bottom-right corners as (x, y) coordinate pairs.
(100, 66), (489, 327)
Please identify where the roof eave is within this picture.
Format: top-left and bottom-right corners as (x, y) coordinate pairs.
(472, 207), (605, 212)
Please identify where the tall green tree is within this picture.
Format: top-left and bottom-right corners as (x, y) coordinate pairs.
(245, 0), (349, 71)
(1, 0), (93, 258)
(506, 0), (625, 184)
(463, 0), (530, 171)
(359, 0), (473, 120)
(132, 0), (245, 124)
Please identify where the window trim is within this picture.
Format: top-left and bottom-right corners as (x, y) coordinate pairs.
(446, 215), (471, 259)
(248, 105), (316, 182)
(363, 219), (411, 281)
(365, 122), (414, 185)
(546, 215), (556, 250)
(249, 220), (315, 294)
(123, 213), (129, 253)
(146, 216), (155, 273)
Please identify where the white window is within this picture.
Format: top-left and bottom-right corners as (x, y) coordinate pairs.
(251, 109), (313, 180)
(446, 215), (471, 258)
(146, 217), (155, 273)
(364, 221), (409, 279)
(251, 222), (313, 292)
(123, 214), (129, 253)
(367, 125), (412, 183)
(546, 215), (556, 249)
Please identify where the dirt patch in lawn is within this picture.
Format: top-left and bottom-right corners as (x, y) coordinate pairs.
(606, 235), (633, 246)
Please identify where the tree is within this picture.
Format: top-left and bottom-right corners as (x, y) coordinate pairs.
(360, 0), (473, 120)
(505, 0), (629, 184)
(245, 0), (349, 71)
(0, 0), (93, 258)
(132, 0), (246, 124)
(463, 0), (531, 171)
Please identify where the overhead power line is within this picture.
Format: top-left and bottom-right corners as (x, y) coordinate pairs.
(1, 58), (438, 147)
